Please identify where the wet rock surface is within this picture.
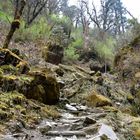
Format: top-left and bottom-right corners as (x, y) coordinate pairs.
(0, 102), (138, 140)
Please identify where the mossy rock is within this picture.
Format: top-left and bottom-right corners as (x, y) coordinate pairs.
(42, 42), (64, 65)
(102, 106), (118, 113)
(86, 91), (112, 107)
(1, 75), (17, 91)
(25, 71), (60, 105)
(127, 94), (134, 102)
(1, 67), (60, 105)
(0, 48), (30, 74)
(16, 61), (30, 74)
(135, 128), (140, 138)
(0, 48), (20, 66)
(0, 92), (26, 121)
(135, 72), (140, 78)
(1, 65), (17, 74)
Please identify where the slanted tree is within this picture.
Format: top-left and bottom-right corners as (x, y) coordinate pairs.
(3, 0), (26, 49)
(78, 0), (90, 50)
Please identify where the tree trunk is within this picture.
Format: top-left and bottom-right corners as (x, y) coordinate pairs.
(3, 0), (26, 49)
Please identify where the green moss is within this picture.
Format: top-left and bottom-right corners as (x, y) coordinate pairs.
(15, 105), (26, 115)
(0, 92), (25, 104)
(0, 102), (9, 111)
(0, 88), (60, 133)
(86, 91), (112, 107)
(0, 68), (3, 75)
(41, 106), (60, 119)
(2, 75), (17, 80)
(1, 65), (17, 74)
(18, 75), (34, 84)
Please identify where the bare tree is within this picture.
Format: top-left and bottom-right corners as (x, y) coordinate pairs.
(24, 0), (63, 27)
(78, 0), (90, 50)
(82, 0), (128, 35)
(25, 0), (48, 27)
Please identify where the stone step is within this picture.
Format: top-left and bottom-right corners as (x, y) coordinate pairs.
(46, 131), (86, 137)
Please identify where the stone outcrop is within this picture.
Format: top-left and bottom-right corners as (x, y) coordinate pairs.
(1, 70), (60, 105)
(42, 42), (64, 65)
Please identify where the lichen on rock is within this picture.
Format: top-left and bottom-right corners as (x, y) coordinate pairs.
(85, 91), (112, 107)
(42, 42), (64, 65)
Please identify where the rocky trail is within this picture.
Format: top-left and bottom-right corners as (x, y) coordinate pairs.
(0, 59), (140, 140)
(1, 37), (140, 140)
(0, 103), (120, 140)
(1, 59), (140, 140)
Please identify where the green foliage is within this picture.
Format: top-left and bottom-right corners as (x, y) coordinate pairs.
(64, 27), (83, 60)
(49, 25), (68, 46)
(0, 11), (12, 23)
(14, 17), (51, 41)
(0, 0), (13, 23)
(71, 28), (83, 40)
(94, 37), (116, 63)
(65, 45), (79, 60)
(128, 19), (140, 32)
(72, 38), (83, 49)
(70, 28), (84, 49)
(49, 14), (71, 27)
(48, 15), (72, 47)
(15, 15), (72, 43)
(117, 19), (140, 48)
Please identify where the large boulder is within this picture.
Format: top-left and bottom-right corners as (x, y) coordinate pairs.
(114, 45), (140, 87)
(26, 71), (60, 105)
(42, 42), (64, 65)
(1, 69), (60, 105)
(113, 37), (140, 114)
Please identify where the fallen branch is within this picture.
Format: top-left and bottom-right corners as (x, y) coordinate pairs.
(0, 48), (25, 62)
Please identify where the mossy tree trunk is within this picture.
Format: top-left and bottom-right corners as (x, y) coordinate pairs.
(3, 0), (26, 49)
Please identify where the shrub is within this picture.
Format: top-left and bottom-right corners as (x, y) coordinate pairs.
(49, 25), (68, 47)
(0, 1), (13, 23)
(0, 11), (13, 23)
(64, 44), (79, 60)
(49, 15), (72, 47)
(14, 17), (51, 42)
(94, 37), (116, 64)
(72, 38), (83, 49)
